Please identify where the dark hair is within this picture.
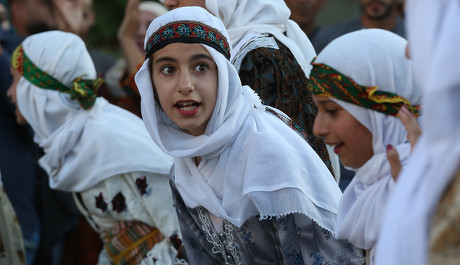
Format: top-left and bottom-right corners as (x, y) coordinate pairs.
(147, 54), (161, 108)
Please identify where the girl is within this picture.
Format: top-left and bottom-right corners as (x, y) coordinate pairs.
(135, 6), (364, 265)
(308, 29), (422, 264)
(7, 30), (185, 265)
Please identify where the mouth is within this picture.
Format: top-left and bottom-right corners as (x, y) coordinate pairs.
(175, 101), (200, 115)
(327, 142), (344, 155)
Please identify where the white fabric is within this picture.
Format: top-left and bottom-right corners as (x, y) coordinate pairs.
(139, 1), (169, 16)
(16, 31), (173, 192)
(135, 7), (342, 230)
(314, 29), (422, 250)
(375, 1), (460, 265)
(205, 0), (316, 76)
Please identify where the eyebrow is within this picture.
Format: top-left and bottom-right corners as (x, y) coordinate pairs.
(315, 97), (333, 106)
(154, 53), (213, 64)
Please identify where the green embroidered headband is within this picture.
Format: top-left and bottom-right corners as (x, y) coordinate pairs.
(307, 57), (421, 117)
(11, 45), (104, 110)
(145, 20), (231, 60)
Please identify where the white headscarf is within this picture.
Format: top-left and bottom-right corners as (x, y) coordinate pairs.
(138, 1), (168, 16)
(314, 29), (422, 249)
(135, 6), (341, 229)
(375, 1), (460, 264)
(204, 0), (316, 75)
(16, 31), (173, 192)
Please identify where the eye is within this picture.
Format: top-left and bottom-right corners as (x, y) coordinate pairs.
(326, 108), (338, 115)
(161, 65), (175, 74)
(194, 64), (208, 72)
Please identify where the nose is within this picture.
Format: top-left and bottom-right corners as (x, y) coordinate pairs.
(163, 0), (178, 9)
(312, 114), (328, 137)
(177, 70), (194, 95)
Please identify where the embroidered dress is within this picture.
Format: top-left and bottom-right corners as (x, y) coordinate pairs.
(170, 180), (364, 265)
(428, 167), (460, 265)
(74, 172), (183, 265)
(135, 7), (364, 265)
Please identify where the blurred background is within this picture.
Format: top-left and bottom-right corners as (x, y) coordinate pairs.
(88, 0), (361, 56)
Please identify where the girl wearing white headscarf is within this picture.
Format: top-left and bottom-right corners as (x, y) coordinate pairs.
(135, 6), (364, 265)
(307, 29), (422, 264)
(375, 1), (460, 264)
(8, 30), (185, 265)
(161, 0), (340, 182)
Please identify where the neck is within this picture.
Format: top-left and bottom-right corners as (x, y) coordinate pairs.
(195, 156), (202, 166)
(361, 10), (398, 31)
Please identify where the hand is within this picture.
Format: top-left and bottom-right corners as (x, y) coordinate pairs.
(398, 104), (422, 151)
(117, 0), (140, 42)
(386, 105), (423, 181)
(386, 144), (401, 181)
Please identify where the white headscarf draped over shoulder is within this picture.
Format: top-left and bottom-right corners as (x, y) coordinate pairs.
(135, 7), (341, 229)
(16, 31), (173, 192)
(375, 1), (460, 264)
(314, 29), (422, 249)
(204, 0), (316, 75)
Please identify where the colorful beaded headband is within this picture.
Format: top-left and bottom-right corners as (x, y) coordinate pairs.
(145, 20), (231, 60)
(307, 57), (421, 117)
(11, 45), (104, 110)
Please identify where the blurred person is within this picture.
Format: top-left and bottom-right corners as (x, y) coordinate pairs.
(313, 0), (405, 53)
(285, 0), (327, 44)
(0, 2), (42, 264)
(9, 0), (55, 36)
(375, 1), (460, 264)
(161, 0), (341, 182)
(7, 30), (184, 265)
(0, 171), (27, 265)
(101, 0), (168, 116)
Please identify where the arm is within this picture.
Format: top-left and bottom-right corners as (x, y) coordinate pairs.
(117, 0), (144, 73)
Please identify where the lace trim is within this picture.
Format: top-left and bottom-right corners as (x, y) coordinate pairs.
(197, 207), (242, 265)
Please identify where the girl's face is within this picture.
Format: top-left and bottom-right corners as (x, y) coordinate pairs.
(6, 67), (28, 125)
(151, 42), (218, 136)
(313, 95), (374, 168)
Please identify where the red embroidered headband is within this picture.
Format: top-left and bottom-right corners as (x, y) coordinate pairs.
(145, 20), (231, 60)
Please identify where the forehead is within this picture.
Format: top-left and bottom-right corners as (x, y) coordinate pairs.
(153, 42), (212, 59)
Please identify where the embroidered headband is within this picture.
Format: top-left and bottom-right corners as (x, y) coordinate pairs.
(11, 45), (104, 110)
(145, 20), (231, 60)
(307, 57), (421, 117)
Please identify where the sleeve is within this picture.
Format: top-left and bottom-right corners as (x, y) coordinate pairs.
(275, 214), (365, 265)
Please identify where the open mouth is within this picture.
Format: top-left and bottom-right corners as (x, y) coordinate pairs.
(332, 143), (344, 154)
(175, 101), (199, 111)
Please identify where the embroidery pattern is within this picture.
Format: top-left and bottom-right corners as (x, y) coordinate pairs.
(308, 57), (421, 117)
(95, 192), (107, 212)
(135, 176), (148, 195)
(11, 45), (103, 110)
(111, 192), (126, 213)
(145, 20), (230, 60)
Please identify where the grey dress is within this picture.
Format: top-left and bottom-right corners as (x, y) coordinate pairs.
(170, 181), (365, 265)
